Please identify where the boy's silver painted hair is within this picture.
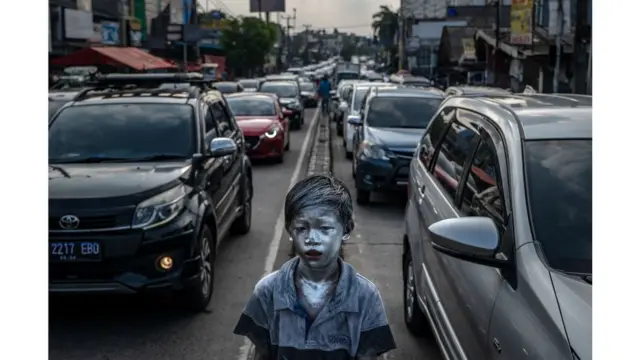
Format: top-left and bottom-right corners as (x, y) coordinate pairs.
(284, 174), (354, 234)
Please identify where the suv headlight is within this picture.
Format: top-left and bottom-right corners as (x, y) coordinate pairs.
(264, 125), (280, 138)
(360, 140), (389, 160)
(132, 185), (187, 229)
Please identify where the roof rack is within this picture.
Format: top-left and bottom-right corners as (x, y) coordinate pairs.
(73, 73), (213, 101)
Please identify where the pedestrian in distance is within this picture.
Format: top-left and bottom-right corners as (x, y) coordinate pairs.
(317, 75), (332, 118)
(233, 174), (396, 360)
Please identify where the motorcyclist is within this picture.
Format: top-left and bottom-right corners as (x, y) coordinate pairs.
(317, 74), (332, 116)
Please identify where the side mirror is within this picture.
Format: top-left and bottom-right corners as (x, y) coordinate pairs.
(338, 102), (348, 112)
(427, 217), (508, 268)
(209, 137), (237, 157)
(347, 115), (362, 126)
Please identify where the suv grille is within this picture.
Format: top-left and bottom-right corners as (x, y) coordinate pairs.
(49, 215), (119, 231)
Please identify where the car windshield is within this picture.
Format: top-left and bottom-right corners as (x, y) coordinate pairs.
(300, 83), (315, 92)
(214, 83), (238, 93)
(238, 80), (258, 89)
(227, 97), (276, 117)
(49, 104), (194, 163)
(353, 88), (372, 109)
(366, 97), (443, 128)
(338, 72), (359, 82)
(260, 83), (298, 98)
(524, 140), (592, 274)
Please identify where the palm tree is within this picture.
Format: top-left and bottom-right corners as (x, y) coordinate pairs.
(371, 5), (398, 50)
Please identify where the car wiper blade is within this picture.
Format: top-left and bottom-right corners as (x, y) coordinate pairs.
(50, 156), (131, 164)
(49, 165), (70, 178)
(132, 154), (188, 162)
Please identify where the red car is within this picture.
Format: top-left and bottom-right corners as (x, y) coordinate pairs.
(226, 92), (290, 163)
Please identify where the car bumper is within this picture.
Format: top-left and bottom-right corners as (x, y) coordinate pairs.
(49, 210), (199, 294)
(302, 97), (317, 107)
(244, 135), (284, 159)
(355, 156), (411, 192)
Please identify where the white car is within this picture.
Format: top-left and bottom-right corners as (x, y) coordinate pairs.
(341, 82), (394, 158)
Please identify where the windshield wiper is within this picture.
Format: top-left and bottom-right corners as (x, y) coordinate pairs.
(50, 156), (132, 164)
(132, 154), (189, 162)
(49, 165), (70, 178)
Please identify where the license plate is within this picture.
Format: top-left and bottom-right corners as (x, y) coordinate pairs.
(50, 241), (102, 262)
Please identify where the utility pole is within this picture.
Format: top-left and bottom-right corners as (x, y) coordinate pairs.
(303, 24), (311, 65)
(552, 0), (564, 93)
(258, 0), (262, 20)
(493, 0), (501, 85)
(573, 0), (590, 94)
(284, 9), (296, 66)
(398, 7), (404, 72)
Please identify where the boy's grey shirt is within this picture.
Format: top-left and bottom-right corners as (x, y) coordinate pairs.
(233, 257), (396, 359)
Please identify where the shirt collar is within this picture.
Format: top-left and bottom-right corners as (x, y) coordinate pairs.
(273, 257), (359, 313)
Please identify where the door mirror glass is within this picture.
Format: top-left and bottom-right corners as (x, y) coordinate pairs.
(428, 217), (507, 268)
(338, 102), (348, 112)
(210, 137), (237, 157)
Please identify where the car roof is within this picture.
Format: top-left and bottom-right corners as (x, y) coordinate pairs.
(465, 94), (592, 140)
(374, 87), (444, 99)
(449, 86), (511, 95)
(215, 81), (238, 86)
(260, 81), (297, 87)
(266, 75), (296, 80)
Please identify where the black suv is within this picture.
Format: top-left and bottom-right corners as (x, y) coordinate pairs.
(48, 73), (253, 311)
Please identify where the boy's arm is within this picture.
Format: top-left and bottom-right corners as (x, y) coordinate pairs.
(233, 290), (272, 357)
(356, 289), (396, 359)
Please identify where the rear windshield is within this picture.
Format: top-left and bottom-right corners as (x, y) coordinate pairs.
(238, 79), (258, 88)
(259, 83), (298, 98)
(214, 83), (239, 93)
(338, 72), (360, 82)
(300, 83), (315, 91)
(524, 140), (592, 274)
(227, 97), (276, 117)
(367, 97), (443, 128)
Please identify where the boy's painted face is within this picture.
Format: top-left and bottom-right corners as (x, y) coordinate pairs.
(289, 206), (347, 269)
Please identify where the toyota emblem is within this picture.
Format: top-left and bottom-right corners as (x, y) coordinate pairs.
(59, 215), (80, 230)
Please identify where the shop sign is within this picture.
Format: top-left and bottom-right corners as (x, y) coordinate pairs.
(101, 22), (121, 45)
(64, 9), (93, 39)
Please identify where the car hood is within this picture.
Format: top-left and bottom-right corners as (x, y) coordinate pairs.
(549, 271), (592, 360)
(49, 162), (191, 200)
(236, 117), (278, 133)
(366, 127), (424, 150)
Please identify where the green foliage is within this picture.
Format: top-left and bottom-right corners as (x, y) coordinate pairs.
(371, 5), (398, 50)
(220, 16), (278, 76)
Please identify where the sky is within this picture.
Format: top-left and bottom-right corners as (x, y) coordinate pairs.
(197, 0), (400, 36)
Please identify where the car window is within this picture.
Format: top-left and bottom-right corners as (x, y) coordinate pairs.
(419, 108), (452, 169)
(201, 101), (217, 134)
(524, 139), (592, 274)
(432, 117), (478, 201)
(49, 100), (68, 119)
(49, 104), (195, 163)
(460, 136), (505, 227)
(367, 96), (443, 129)
(259, 83), (298, 98)
(227, 97), (276, 117)
(352, 87), (370, 110)
(238, 79), (258, 89)
(212, 102), (233, 136)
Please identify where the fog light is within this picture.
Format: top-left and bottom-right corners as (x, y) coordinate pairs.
(158, 256), (173, 270)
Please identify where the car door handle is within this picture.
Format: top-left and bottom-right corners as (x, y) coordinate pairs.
(417, 184), (426, 197)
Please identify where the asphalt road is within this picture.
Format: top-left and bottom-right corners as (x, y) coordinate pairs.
(49, 108), (318, 360)
(329, 123), (444, 360)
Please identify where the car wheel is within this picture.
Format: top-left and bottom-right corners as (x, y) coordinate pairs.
(275, 152), (284, 163)
(231, 173), (252, 235)
(284, 130), (290, 151)
(404, 251), (429, 334)
(180, 225), (215, 312)
(352, 156), (358, 179)
(356, 189), (370, 205)
(337, 122), (343, 137)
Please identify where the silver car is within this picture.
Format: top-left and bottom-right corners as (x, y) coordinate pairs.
(403, 94), (592, 360)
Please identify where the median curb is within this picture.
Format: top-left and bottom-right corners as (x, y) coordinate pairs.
(305, 110), (333, 177)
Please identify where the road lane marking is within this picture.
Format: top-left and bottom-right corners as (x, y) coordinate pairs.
(237, 107), (320, 360)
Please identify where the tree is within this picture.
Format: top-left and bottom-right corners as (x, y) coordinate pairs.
(220, 16), (277, 77)
(371, 5), (399, 65)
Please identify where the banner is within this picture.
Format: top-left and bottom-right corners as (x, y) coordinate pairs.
(510, 0), (533, 45)
(249, 0), (285, 13)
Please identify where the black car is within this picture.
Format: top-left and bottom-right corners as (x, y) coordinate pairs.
(48, 73), (253, 311)
(351, 87), (444, 204)
(299, 82), (317, 108)
(258, 81), (305, 130)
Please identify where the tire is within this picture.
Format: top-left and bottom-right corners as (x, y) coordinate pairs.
(404, 251), (429, 335)
(352, 157), (357, 179)
(356, 189), (370, 205)
(346, 150), (353, 160)
(180, 225), (215, 312)
(231, 173), (252, 235)
(284, 131), (290, 151)
(275, 153), (284, 163)
(337, 122), (343, 137)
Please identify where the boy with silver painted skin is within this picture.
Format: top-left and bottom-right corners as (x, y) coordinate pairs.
(234, 175), (396, 360)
